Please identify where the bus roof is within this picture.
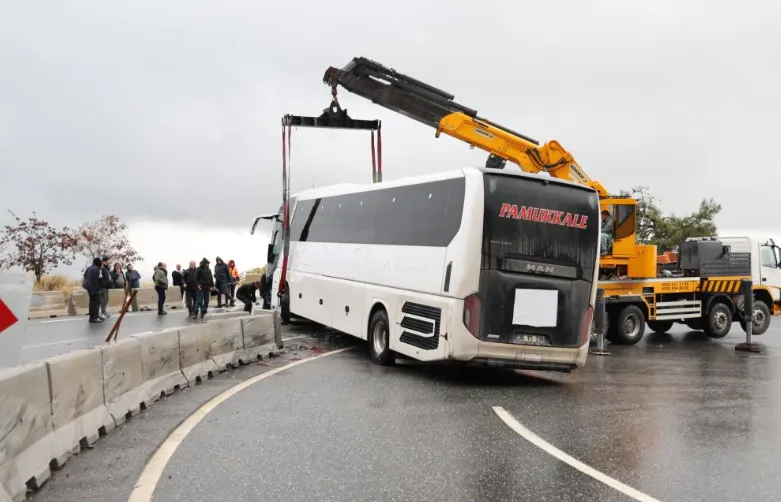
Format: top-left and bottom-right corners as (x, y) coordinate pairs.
(291, 167), (598, 201)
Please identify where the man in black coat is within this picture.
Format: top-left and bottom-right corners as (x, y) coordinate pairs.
(98, 256), (112, 319)
(182, 260), (199, 317)
(194, 258), (215, 320)
(83, 257), (103, 323)
(213, 256), (231, 308)
(235, 281), (260, 313)
(171, 264), (185, 300)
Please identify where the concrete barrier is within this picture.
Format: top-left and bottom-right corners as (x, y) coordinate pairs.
(178, 324), (219, 384)
(132, 328), (188, 404)
(242, 312), (280, 361)
(28, 291), (68, 319)
(0, 311), (280, 500)
(101, 338), (146, 426)
(67, 287), (186, 316)
(0, 362), (56, 502)
(46, 348), (114, 469)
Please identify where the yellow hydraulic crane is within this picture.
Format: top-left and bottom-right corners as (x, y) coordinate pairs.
(323, 57), (657, 279)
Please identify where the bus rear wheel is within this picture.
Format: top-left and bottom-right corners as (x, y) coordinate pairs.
(368, 308), (394, 365)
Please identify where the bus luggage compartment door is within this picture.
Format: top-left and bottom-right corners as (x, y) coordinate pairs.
(478, 270), (591, 348)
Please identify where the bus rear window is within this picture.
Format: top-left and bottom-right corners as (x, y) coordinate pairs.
(481, 174), (600, 281)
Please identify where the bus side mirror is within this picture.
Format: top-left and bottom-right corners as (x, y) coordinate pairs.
(267, 243), (275, 265)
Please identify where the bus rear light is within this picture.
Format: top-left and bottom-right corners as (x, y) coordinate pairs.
(463, 294), (481, 338)
(579, 305), (593, 346)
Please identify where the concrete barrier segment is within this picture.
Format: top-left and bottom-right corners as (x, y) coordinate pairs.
(28, 291), (68, 319)
(0, 362), (56, 502)
(132, 328), (188, 404)
(178, 324), (219, 385)
(45, 348), (114, 470)
(101, 338), (146, 426)
(242, 313), (277, 362)
(205, 318), (246, 371)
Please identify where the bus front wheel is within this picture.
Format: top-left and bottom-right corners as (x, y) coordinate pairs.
(368, 308), (394, 366)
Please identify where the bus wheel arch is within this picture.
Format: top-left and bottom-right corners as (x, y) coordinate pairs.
(367, 302), (395, 365)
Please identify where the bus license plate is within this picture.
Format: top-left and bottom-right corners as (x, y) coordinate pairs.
(512, 334), (547, 345)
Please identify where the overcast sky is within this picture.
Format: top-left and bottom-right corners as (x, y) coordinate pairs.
(1, 0), (780, 277)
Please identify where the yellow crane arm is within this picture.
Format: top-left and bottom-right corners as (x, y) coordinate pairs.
(323, 57), (609, 197)
(436, 111), (608, 196)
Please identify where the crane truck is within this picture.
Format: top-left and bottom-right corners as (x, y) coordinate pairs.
(315, 57), (780, 344)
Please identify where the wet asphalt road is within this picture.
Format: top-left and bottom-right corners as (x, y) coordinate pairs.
(29, 321), (781, 502)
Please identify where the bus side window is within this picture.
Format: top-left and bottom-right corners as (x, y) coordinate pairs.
(614, 204), (636, 240)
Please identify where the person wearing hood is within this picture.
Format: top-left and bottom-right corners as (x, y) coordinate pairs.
(194, 257), (215, 320)
(228, 259), (239, 306)
(153, 262), (169, 315)
(83, 257), (103, 323)
(213, 256), (231, 308)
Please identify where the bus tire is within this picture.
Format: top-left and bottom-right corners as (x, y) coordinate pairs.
(704, 302), (732, 339)
(739, 300), (771, 336)
(368, 308), (394, 365)
(647, 320), (673, 334)
(611, 305), (645, 345)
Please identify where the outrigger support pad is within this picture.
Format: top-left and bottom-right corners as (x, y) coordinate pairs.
(282, 86), (380, 130)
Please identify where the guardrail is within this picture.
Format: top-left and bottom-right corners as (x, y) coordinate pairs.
(0, 310), (282, 501)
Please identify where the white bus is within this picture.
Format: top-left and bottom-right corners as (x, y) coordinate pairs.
(254, 167), (601, 372)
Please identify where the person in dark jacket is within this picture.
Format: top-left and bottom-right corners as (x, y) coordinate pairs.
(182, 260), (199, 317)
(99, 256), (112, 319)
(235, 281), (260, 313)
(125, 263), (141, 312)
(153, 262), (169, 315)
(194, 258), (215, 320)
(83, 258), (103, 323)
(213, 256), (231, 308)
(171, 264), (184, 300)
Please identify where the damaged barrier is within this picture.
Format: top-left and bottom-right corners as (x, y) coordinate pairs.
(0, 311), (282, 502)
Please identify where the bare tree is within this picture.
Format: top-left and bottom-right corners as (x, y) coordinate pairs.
(0, 210), (77, 282)
(73, 214), (142, 266)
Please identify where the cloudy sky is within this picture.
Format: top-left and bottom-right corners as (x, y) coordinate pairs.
(1, 0), (779, 278)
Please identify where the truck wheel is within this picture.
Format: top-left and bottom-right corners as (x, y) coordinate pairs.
(704, 302), (732, 338)
(739, 301), (771, 336)
(647, 320), (673, 334)
(611, 305), (645, 345)
(368, 308), (395, 365)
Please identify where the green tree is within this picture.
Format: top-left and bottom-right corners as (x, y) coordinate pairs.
(620, 186), (721, 252)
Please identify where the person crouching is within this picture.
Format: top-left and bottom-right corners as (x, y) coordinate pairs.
(236, 281), (260, 313)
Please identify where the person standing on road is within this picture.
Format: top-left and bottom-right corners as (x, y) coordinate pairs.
(235, 280), (260, 313)
(153, 262), (169, 315)
(111, 262), (125, 290)
(195, 258), (214, 320)
(99, 256), (112, 319)
(171, 264), (185, 301)
(83, 257), (103, 323)
(228, 260), (239, 306)
(183, 260), (199, 317)
(125, 264), (141, 312)
(213, 256), (231, 308)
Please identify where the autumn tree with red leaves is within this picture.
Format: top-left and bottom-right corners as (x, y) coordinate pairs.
(72, 214), (142, 266)
(0, 210), (77, 282)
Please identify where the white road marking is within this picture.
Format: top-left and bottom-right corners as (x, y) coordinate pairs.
(492, 406), (662, 502)
(127, 346), (353, 502)
(22, 337), (92, 349)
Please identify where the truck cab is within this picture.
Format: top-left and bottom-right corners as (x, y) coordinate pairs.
(718, 235), (781, 316)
